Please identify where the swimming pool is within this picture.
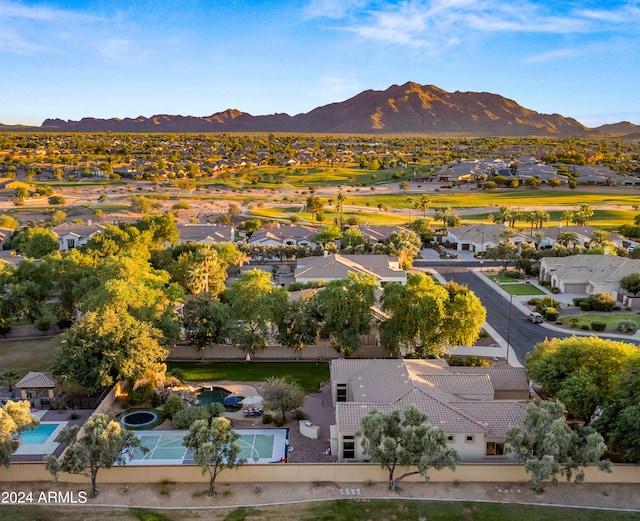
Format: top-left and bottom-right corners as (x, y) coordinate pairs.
(21, 423), (58, 444)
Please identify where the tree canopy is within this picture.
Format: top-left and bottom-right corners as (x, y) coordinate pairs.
(45, 413), (143, 497)
(506, 400), (610, 493)
(316, 272), (376, 355)
(182, 417), (245, 496)
(261, 376), (306, 424)
(359, 404), (461, 493)
(52, 307), (168, 393)
(380, 274), (486, 358)
(0, 400), (39, 467)
(526, 336), (640, 422)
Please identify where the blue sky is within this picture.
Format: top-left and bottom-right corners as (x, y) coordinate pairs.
(1, 0), (639, 127)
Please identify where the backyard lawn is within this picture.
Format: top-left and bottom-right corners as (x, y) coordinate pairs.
(166, 361), (330, 392)
(0, 337), (57, 375)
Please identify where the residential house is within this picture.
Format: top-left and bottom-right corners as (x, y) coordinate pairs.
(444, 224), (528, 252)
(51, 222), (106, 251)
(176, 223), (235, 245)
(358, 225), (406, 245)
(537, 225), (607, 249)
(249, 225), (319, 249)
(294, 254), (406, 286)
(330, 358), (528, 462)
(539, 254), (640, 296)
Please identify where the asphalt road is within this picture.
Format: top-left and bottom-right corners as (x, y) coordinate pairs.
(433, 266), (563, 365)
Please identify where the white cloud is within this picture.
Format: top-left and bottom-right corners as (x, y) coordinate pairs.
(306, 0), (640, 55)
(525, 48), (579, 63)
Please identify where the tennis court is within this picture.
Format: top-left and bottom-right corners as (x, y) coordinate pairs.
(128, 429), (289, 465)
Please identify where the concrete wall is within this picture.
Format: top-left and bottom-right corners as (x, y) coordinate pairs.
(3, 462), (639, 485)
(169, 342), (389, 361)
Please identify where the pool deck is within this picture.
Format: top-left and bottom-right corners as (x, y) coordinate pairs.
(13, 420), (68, 456)
(194, 381), (264, 421)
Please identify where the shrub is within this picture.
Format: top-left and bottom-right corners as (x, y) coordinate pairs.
(478, 328), (489, 338)
(273, 417), (285, 427)
(163, 394), (184, 419)
(168, 368), (185, 382)
(551, 287), (560, 294)
(151, 392), (162, 408)
(253, 483), (264, 494)
(569, 318), (580, 328)
(572, 297), (585, 306)
(293, 409), (307, 421)
(591, 321), (607, 332)
(580, 324), (590, 330)
(172, 405), (210, 429)
(528, 298), (542, 306)
(503, 270), (521, 279)
(128, 382), (154, 405)
(590, 292), (616, 312)
(616, 320), (638, 334)
(262, 414), (273, 425)
(579, 300), (592, 311)
(544, 307), (559, 321)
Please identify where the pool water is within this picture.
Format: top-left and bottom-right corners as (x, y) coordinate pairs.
(21, 423), (58, 444)
(197, 387), (231, 406)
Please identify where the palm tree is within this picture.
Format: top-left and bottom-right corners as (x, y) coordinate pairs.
(1, 370), (21, 392)
(558, 231), (579, 248)
(434, 206), (457, 231)
(561, 210), (574, 226)
(590, 230), (612, 248)
(413, 194), (431, 218)
(532, 231), (545, 250)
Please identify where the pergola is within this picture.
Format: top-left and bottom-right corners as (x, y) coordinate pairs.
(15, 371), (58, 401)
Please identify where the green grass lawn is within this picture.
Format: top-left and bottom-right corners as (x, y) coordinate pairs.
(2, 500), (638, 521)
(166, 361), (329, 392)
(499, 283), (547, 296)
(0, 337), (57, 375)
(558, 313), (640, 332)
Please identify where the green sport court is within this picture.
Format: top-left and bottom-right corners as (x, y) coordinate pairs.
(127, 429), (290, 465)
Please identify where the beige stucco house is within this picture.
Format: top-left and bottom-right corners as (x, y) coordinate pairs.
(329, 358), (528, 463)
(294, 254), (406, 286)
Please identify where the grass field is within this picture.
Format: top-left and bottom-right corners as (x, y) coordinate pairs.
(166, 361), (330, 392)
(558, 313), (640, 332)
(0, 337), (57, 374)
(497, 283), (547, 296)
(1, 499), (638, 521)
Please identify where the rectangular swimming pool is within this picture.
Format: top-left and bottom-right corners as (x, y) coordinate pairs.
(21, 423), (58, 444)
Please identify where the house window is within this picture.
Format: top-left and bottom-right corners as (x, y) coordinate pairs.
(66, 239), (75, 249)
(447, 435), (454, 443)
(336, 384), (347, 402)
(486, 442), (505, 456)
(465, 435), (474, 443)
(343, 436), (355, 459)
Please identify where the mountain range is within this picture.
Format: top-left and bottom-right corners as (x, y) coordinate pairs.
(5, 82), (639, 136)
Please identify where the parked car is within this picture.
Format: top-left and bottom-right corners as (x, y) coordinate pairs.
(528, 312), (543, 324)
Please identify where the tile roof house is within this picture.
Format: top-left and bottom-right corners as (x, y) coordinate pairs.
(539, 254), (640, 295)
(50, 222), (106, 251)
(329, 359), (528, 462)
(177, 224), (235, 244)
(444, 224), (529, 252)
(249, 225), (318, 249)
(358, 225), (406, 244)
(15, 371), (59, 400)
(294, 254), (406, 286)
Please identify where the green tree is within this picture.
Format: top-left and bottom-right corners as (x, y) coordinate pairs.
(483, 241), (519, 271)
(1, 400), (39, 467)
(49, 209), (67, 226)
(52, 307), (168, 393)
(359, 404), (461, 493)
(407, 218), (432, 243)
(0, 214), (20, 229)
(505, 400), (610, 494)
(48, 195), (66, 205)
(44, 414), (143, 497)
(0, 370), (21, 391)
(262, 376), (306, 424)
(243, 218), (262, 237)
(183, 298), (233, 358)
(272, 294), (321, 355)
(182, 417), (245, 496)
(380, 274), (486, 358)
(548, 177), (561, 189)
(341, 226), (368, 251)
(12, 187), (29, 203)
(316, 272), (376, 355)
(560, 210), (574, 226)
(13, 227), (58, 258)
(314, 224), (342, 246)
(433, 206), (459, 230)
(130, 195), (160, 214)
(413, 194), (431, 218)
(224, 269), (288, 353)
(385, 229), (421, 270)
(620, 272), (640, 295)
(526, 336), (639, 422)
